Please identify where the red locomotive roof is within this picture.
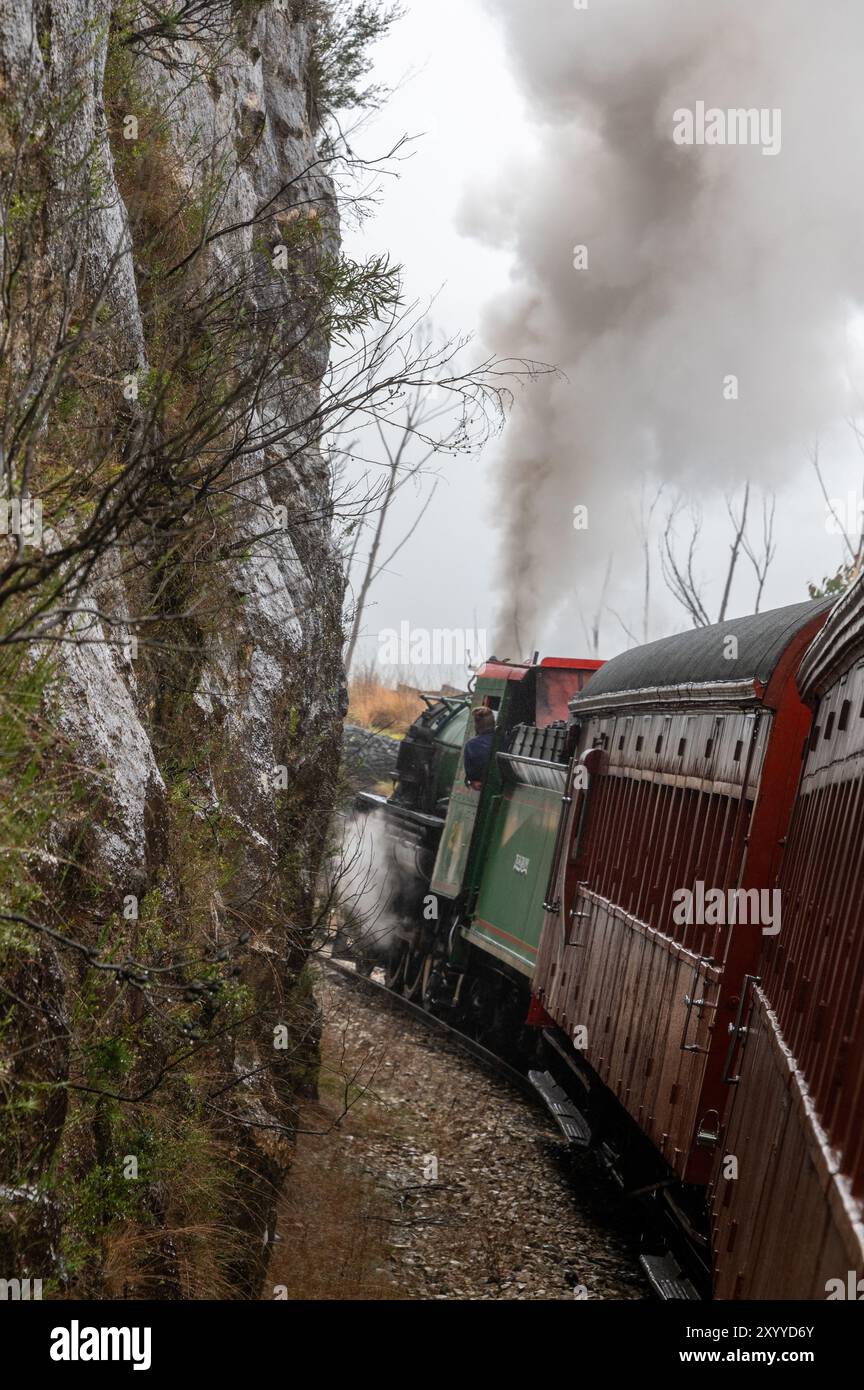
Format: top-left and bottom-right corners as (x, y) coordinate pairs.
(476, 657), (604, 682)
(540, 657), (605, 671)
(474, 661), (532, 683)
(475, 656), (606, 722)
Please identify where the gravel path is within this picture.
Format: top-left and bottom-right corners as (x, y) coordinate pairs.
(268, 967), (649, 1301)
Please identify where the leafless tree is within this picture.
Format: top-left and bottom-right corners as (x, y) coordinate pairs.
(741, 490), (777, 614)
(578, 554), (614, 656)
(342, 355), (463, 672)
(808, 439), (863, 596)
(634, 480), (665, 643)
(660, 483), (776, 628)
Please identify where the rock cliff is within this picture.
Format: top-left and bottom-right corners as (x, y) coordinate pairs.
(0, 0), (347, 1297)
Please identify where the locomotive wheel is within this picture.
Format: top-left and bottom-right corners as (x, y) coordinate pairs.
(383, 941), (407, 990)
(465, 973), (497, 1040)
(420, 954), (439, 1012)
(402, 943), (428, 1000)
(464, 970), (522, 1053)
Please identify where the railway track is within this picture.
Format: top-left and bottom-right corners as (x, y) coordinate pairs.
(322, 955), (538, 1101)
(324, 954), (702, 1300)
(317, 955), (648, 1300)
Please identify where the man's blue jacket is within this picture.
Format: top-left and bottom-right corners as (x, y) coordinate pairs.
(464, 730), (494, 783)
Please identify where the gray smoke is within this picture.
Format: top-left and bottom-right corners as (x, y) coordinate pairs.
(464, 0), (864, 653)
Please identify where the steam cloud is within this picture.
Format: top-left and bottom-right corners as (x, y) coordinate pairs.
(334, 810), (400, 956)
(464, 0), (864, 653)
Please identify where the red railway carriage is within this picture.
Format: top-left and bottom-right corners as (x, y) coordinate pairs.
(531, 600), (829, 1290)
(710, 581), (864, 1299)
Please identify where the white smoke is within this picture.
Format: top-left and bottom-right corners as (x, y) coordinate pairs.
(332, 809), (400, 957)
(463, 0), (864, 651)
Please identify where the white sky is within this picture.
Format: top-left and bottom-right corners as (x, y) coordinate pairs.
(342, 0), (863, 680)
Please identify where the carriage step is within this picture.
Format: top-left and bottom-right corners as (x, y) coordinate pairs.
(639, 1252), (700, 1301)
(528, 1069), (592, 1147)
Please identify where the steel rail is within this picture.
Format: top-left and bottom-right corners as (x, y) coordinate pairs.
(321, 956), (538, 1100)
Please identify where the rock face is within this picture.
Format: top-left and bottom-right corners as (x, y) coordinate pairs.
(0, 3), (346, 1296)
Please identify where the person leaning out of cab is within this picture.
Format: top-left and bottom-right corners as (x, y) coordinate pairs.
(464, 706), (495, 790)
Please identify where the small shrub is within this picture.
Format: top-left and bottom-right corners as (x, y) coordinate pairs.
(308, 0), (403, 124)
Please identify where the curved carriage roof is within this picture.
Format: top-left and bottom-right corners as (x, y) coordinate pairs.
(797, 576), (864, 698)
(572, 599), (830, 713)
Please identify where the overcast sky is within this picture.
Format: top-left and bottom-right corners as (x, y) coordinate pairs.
(342, 0), (863, 681)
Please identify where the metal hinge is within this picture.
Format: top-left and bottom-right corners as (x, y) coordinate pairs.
(723, 974), (761, 1083)
(680, 957), (717, 1054)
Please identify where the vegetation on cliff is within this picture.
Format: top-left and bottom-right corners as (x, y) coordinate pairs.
(0, 0), (398, 1299)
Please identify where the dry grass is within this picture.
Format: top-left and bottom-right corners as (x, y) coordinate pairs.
(102, 1223), (242, 1301)
(264, 974), (402, 1301)
(347, 666), (425, 736)
(265, 1118), (399, 1300)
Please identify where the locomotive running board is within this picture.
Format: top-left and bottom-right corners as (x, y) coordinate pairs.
(354, 791), (445, 830)
(528, 1070), (592, 1148)
(639, 1252), (700, 1301)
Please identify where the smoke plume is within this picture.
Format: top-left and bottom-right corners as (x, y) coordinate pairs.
(464, 0), (864, 653)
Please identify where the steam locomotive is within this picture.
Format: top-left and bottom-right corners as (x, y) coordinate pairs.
(355, 588), (864, 1301)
